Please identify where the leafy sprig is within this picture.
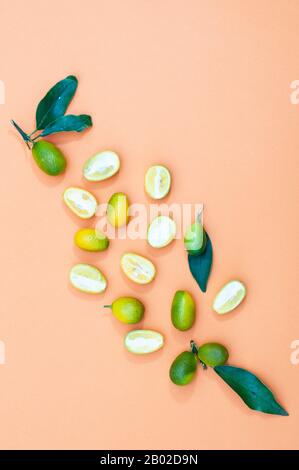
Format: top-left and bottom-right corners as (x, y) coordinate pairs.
(11, 75), (92, 147)
(190, 341), (288, 416)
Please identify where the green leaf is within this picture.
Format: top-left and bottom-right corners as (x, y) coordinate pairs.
(10, 120), (30, 142)
(40, 114), (92, 137)
(188, 232), (212, 292)
(214, 365), (288, 416)
(35, 76), (78, 130)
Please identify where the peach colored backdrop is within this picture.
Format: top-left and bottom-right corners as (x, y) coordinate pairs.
(0, 0), (298, 450)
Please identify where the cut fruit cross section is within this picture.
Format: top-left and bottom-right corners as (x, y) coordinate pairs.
(63, 187), (98, 219)
(124, 330), (164, 354)
(145, 165), (171, 199)
(69, 263), (107, 294)
(120, 253), (156, 284)
(213, 280), (246, 314)
(83, 151), (120, 182)
(147, 215), (176, 248)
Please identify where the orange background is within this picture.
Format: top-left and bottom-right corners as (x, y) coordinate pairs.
(0, 0), (298, 450)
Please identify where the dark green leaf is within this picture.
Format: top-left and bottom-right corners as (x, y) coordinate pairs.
(35, 76), (78, 130)
(40, 114), (92, 137)
(188, 232), (212, 292)
(214, 365), (288, 416)
(10, 120), (30, 141)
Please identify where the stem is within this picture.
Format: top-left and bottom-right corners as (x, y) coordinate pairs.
(10, 120), (32, 149)
(32, 133), (42, 141)
(103, 305), (112, 309)
(28, 130), (36, 137)
(196, 206), (204, 224)
(190, 340), (207, 370)
(190, 340), (199, 355)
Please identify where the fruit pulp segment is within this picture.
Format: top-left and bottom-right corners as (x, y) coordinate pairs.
(83, 151), (120, 181)
(147, 216), (176, 248)
(121, 253), (155, 284)
(64, 188), (98, 218)
(145, 165), (171, 199)
(70, 264), (106, 293)
(125, 330), (164, 354)
(213, 280), (246, 314)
